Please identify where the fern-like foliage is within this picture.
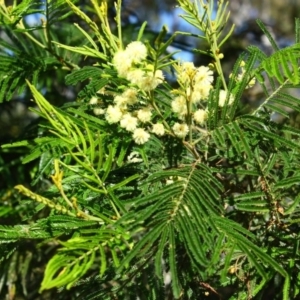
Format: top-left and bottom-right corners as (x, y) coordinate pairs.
(117, 164), (223, 295)
(45, 0), (79, 26)
(251, 43), (300, 85)
(2, 2), (300, 300)
(0, 45), (60, 102)
(245, 19), (300, 122)
(0, 0), (82, 103)
(1, 80), (139, 296)
(0, 0), (42, 27)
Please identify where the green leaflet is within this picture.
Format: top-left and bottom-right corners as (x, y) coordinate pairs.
(169, 226), (181, 298)
(40, 226), (131, 291)
(214, 217), (288, 278)
(116, 163), (225, 294)
(251, 43), (300, 85)
(0, 0), (82, 103)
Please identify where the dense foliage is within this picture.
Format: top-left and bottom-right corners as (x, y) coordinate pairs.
(1, 0), (300, 299)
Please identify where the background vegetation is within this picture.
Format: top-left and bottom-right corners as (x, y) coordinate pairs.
(1, 0), (300, 299)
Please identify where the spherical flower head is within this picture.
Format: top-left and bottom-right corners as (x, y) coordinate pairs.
(192, 83), (211, 103)
(152, 123), (165, 136)
(137, 74), (156, 91)
(171, 95), (187, 115)
(177, 62), (196, 85)
(133, 128), (150, 144)
(113, 50), (132, 77)
(89, 96), (98, 105)
(120, 113), (138, 132)
(114, 95), (128, 108)
(122, 88), (138, 105)
(105, 105), (123, 123)
(154, 69), (164, 83)
(126, 69), (145, 85)
(172, 122), (189, 139)
(137, 70), (164, 91)
(194, 66), (214, 86)
(218, 90), (234, 107)
(153, 69), (164, 88)
(193, 109), (208, 125)
(137, 107), (152, 123)
(181, 62), (195, 72)
(125, 41), (147, 64)
(93, 107), (105, 115)
(127, 66), (163, 91)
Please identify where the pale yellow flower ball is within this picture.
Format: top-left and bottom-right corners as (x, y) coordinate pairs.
(113, 51), (132, 77)
(137, 107), (152, 123)
(105, 105), (123, 123)
(127, 67), (163, 91)
(114, 95), (128, 108)
(191, 84), (211, 103)
(177, 62), (196, 84)
(218, 90), (234, 107)
(126, 69), (145, 85)
(193, 109), (208, 124)
(137, 75), (155, 91)
(93, 108), (105, 115)
(171, 95), (187, 115)
(154, 69), (164, 82)
(152, 123), (165, 136)
(89, 96), (98, 105)
(120, 113), (138, 132)
(122, 88), (138, 105)
(172, 122), (189, 138)
(194, 66), (214, 86)
(137, 71), (164, 91)
(125, 41), (148, 64)
(133, 128), (150, 144)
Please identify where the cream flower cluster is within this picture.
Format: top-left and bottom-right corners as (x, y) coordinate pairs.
(93, 44), (237, 145)
(171, 62), (213, 124)
(113, 41), (164, 91)
(169, 62), (213, 138)
(99, 88), (166, 145)
(169, 61), (235, 139)
(176, 62), (213, 104)
(89, 96), (105, 116)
